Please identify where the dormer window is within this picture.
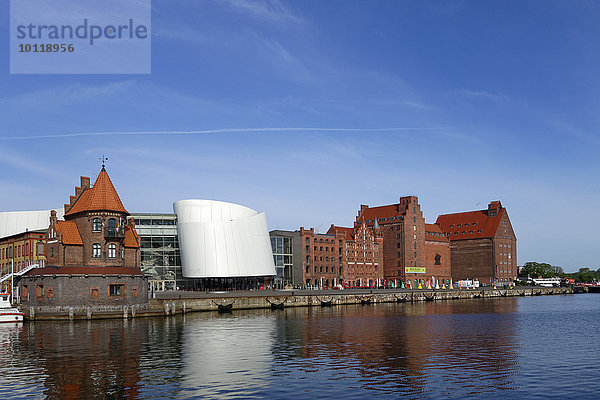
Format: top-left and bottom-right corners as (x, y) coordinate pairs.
(92, 218), (102, 232)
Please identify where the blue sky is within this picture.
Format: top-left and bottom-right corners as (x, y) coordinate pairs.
(0, 0), (598, 271)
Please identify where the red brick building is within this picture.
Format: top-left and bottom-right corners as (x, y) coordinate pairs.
(328, 221), (384, 288)
(299, 222), (383, 288)
(356, 196), (451, 288)
(18, 167), (148, 309)
(436, 200), (517, 285)
(300, 227), (345, 288)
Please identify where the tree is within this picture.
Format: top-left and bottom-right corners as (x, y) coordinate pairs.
(521, 262), (560, 278)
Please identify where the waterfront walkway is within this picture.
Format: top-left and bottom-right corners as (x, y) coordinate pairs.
(20, 286), (583, 320)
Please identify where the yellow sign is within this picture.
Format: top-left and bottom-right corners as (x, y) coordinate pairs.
(405, 267), (426, 274)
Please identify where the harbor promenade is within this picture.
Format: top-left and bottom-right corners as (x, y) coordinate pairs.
(20, 286), (582, 320)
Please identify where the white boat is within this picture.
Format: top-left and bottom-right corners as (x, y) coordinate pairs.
(531, 277), (561, 287)
(0, 293), (24, 323)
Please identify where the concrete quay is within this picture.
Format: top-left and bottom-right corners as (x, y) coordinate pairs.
(21, 286), (580, 320)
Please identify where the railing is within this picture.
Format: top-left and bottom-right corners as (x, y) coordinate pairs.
(104, 226), (125, 239)
(0, 262), (42, 283)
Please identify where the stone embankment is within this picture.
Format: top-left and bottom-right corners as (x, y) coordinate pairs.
(21, 286), (583, 320)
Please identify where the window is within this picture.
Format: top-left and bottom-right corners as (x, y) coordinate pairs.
(92, 243), (101, 258)
(92, 218), (102, 232)
(108, 244), (117, 258)
(306, 256), (309, 263)
(305, 238), (309, 244)
(90, 287), (100, 298)
(435, 254), (441, 265)
(36, 284), (44, 298)
(109, 284), (124, 296)
(107, 218), (117, 237)
(450, 225), (454, 228)
(414, 252), (417, 258)
(306, 266), (309, 273)
(132, 287), (138, 297)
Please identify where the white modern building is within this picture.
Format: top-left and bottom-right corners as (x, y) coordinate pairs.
(173, 199), (276, 279)
(0, 209), (63, 239)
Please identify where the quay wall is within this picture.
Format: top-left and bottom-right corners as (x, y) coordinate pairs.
(21, 286), (581, 320)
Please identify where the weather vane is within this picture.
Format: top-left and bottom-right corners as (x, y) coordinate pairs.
(100, 155), (109, 169)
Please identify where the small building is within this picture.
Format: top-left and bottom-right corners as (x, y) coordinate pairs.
(18, 166), (148, 308)
(269, 230), (302, 289)
(436, 200), (517, 285)
(0, 209), (64, 292)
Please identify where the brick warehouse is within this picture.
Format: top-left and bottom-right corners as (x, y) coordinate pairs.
(436, 201), (517, 285)
(356, 196), (452, 288)
(18, 166), (148, 308)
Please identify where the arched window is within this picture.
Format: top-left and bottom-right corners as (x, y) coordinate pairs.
(108, 219), (117, 237)
(92, 243), (101, 258)
(108, 244), (116, 258)
(93, 218), (102, 232)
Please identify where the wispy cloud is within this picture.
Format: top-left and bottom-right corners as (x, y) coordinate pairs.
(0, 127), (446, 141)
(218, 0), (302, 24)
(457, 88), (508, 101)
(0, 80), (137, 111)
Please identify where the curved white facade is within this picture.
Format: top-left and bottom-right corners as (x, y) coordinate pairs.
(173, 200), (276, 278)
(0, 209), (63, 239)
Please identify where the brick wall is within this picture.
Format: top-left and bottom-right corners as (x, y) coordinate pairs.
(19, 274), (148, 307)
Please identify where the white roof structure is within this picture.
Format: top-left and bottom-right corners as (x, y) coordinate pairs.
(173, 199), (276, 278)
(0, 209), (63, 240)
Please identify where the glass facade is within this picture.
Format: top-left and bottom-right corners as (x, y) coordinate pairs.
(270, 236), (293, 288)
(130, 213), (180, 291)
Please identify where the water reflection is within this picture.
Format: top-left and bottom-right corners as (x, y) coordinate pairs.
(179, 312), (275, 399)
(269, 299), (519, 398)
(1, 296), (597, 399)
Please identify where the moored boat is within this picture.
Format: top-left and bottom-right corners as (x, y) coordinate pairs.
(0, 293), (24, 323)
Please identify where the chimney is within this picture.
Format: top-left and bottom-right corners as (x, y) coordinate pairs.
(50, 210), (57, 225)
(488, 201), (501, 217)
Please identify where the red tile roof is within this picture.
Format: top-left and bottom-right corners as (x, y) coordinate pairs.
(65, 169), (128, 216)
(55, 220), (83, 245)
(25, 266), (143, 276)
(358, 204), (406, 223)
(436, 208), (505, 241)
(124, 225), (140, 248)
(328, 225), (354, 240)
(425, 223), (449, 242)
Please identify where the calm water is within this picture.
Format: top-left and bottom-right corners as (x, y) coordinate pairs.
(1, 294), (599, 399)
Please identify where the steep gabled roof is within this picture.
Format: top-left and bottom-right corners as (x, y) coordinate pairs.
(54, 220), (83, 245)
(358, 204), (406, 223)
(328, 225), (355, 240)
(124, 225), (140, 248)
(436, 208), (505, 241)
(65, 169), (128, 216)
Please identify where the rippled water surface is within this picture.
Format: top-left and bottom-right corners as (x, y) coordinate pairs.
(1, 294), (599, 399)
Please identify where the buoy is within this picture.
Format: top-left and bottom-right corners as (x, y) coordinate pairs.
(418, 282), (423, 289)
(449, 281), (454, 290)
(426, 281), (432, 290)
(435, 281), (440, 290)
(401, 282), (405, 289)
(493, 283), (497, 289)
